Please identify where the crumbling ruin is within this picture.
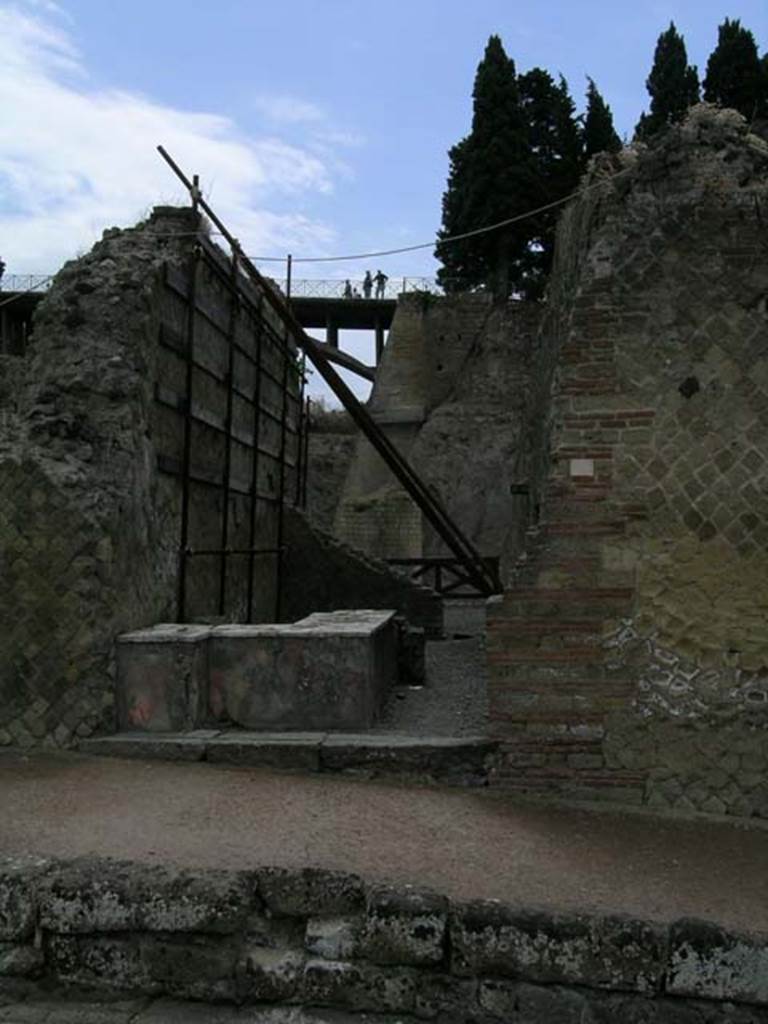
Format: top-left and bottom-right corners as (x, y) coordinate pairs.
(0, 208), (439, 749)
(1, 104), (767, 823)
(489, 105), (768, 815)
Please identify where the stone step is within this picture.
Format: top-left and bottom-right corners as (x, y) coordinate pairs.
(80, 730), (498, 785)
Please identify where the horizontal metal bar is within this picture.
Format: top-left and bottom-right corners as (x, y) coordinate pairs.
(156, 453), (292, 497)
(159, 325), (301, 418)
(185, 547), (280, 557)
(155, 385), (299, 444)
(165, 265), (305, 392)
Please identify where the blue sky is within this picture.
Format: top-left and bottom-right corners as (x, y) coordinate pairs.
(1, 0), (765, 401)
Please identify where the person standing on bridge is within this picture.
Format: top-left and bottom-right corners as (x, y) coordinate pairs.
(343, 279), (352, 299)
(0, 258), (5, 288)
(373, 269), (388, 299)
(363, 270), (373, 299)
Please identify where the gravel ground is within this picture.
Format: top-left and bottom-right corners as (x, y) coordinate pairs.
(375, 599), (489, 737)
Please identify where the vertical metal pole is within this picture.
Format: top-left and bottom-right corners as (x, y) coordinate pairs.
(274, 329), (291, 621)
(177, 243), (201, 622)
(246, 299), (264, 623)
(301, 396), (311, 508)
(217, 251), (239, 615)
(286, 254), (293, 303)
(294, 357), (306, 507)
(375, 316), (385, 364)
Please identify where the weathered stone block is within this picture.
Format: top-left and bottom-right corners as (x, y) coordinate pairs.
(302, 958), (417, 1014)
(668, 918), (768, 1006)
(0, 857), (48, 941)
(144, 934), (240, 1002)
(357, 884), (448, 966)
(0, 942), (44, 977)
(117, 624), (210, 732)
(206, 733), (322, 772)
(80, 733), (211, 762)
(304, 916), (360, 960)
(479, 979), (591, 1022)
(319, 734), (495, 781)
(450, 901), (665, 993)
(208, 612), (398, 731)
(46, 934), (157, 993)
(236, 947), (305, 1002)
(39, 860), (255, 934)
(256, 867), (365, 918)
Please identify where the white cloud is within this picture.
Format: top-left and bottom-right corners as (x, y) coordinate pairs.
(252, 94), (326, 124)
(0, 5), (338, 274)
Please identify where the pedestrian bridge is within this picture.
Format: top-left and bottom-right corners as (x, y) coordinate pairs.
(0, 275), (442, 379)
(283, 278), (439, 380)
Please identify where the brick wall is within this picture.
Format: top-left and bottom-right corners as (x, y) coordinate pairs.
(489, 106), (768, 817)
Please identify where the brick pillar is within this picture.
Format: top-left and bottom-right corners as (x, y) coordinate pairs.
(488, 297), (652, 804)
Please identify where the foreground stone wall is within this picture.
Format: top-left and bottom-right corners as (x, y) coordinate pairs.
(1, 856), (767, 1020)
(490, 106), (768, 816)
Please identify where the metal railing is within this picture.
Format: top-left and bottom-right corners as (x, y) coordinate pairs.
(266, 277), (441, 300)
(0, 275), (53, 293)
(0, 274), (445, 301)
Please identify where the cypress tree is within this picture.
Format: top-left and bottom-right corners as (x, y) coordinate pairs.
(517, 69), (584, 298)
(436, 39), (585, 300)
(584, 77), (622, 157)
(704, 18), (766, 121)
(436, 35), (532, 299)
(635, 22), (700, 139)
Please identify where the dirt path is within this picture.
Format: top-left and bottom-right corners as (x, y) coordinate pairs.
(2, 750), (767, 936)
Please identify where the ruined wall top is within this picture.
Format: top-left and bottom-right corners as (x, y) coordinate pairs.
(550, 104), (768, 303)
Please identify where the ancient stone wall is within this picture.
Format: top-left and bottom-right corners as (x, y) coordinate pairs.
(334, 293), (539, 564)
(489, 106), (768, 817)
(2, 855), (767, 1020)
(0, 209), (298, 749)
(281, 507), (443, 635)
(305, 430), (355, 532)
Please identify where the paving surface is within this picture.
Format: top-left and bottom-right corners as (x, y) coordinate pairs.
(376, 600), (489, 737)
(2, 749), (768, 936)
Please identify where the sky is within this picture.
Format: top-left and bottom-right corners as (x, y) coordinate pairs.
(1, 0), (765, 403)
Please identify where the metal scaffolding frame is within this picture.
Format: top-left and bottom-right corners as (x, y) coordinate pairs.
(157, 146), (501, 600)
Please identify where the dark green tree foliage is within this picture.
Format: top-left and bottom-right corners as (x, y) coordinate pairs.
(436, 35), (532, 298)
(636, 22), (700, 139)
(517, 69), (585, 298)
(436, 38), (583, 300)
(703, 18), (766, 121)
(584, 77), (622, 157)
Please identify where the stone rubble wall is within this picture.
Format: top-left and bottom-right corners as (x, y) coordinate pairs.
(0, 209), (298, 750)
(305, 430), (356, 532)
(280, 507), (443, 636)
(1, 855), (767, 1021)
(489, 106), (768, 817)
